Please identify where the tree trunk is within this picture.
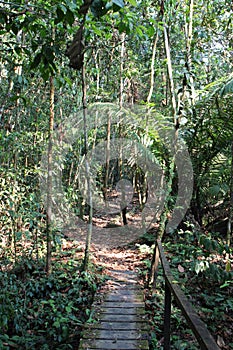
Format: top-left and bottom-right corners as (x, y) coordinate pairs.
(147, 31), (159, 105)
(157, 25), (178, 239)
(227, 140), (233, 247)
(185, 0), (195, 105)
(119, 32), (127, 225)
(46, 75), (55, 274)
(82, 63), (93, 271)
(141, 31), (160, 226)
(103, 111), (111, 200)
(164, 25), (177, 124)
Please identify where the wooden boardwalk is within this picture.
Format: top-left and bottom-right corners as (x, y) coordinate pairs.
(79, 269), (149, 350)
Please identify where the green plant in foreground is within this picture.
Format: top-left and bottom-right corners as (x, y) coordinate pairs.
(0, 256), (103, 349)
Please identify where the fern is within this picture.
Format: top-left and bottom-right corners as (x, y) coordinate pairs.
(220, 78), (233, 96)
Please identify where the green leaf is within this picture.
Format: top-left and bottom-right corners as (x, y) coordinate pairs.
(30, 52), (42, 69)
(60, 4), (67, 14)
(225, 260), (231, 272)
(41, 67), (50, 81)
(127, 0), (137, 5)
(0, 12), (8, 26)
(220, 281), (230, 288)
(135, 26), (143, 37)
(147, 25), (155, 37)
(92, 25), (102, 36)
(65, 305), (72, 312)
(55, 7), (65, 24)
(66, 9), (75, 26)
(66, 0), (77, 11)
(220, 78), (233, 96)
(53, 320), (60, 328)
(113, 0), (124, 8)
(10, 94), (27, 106)
(91, 0), (108, 18)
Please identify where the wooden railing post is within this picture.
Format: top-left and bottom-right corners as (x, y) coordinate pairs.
(164, 280), (171, 350)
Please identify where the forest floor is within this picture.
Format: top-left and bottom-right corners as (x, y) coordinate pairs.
(1, 193), (232, 349)
(64, 191), (159, 248)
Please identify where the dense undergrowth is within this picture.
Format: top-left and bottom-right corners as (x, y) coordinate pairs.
(0, 249), (105, 350)
(0, 222), (232, 350)
(139, 225), (233, 350)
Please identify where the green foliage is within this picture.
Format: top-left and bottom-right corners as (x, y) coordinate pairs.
(220, 77), (233, 96)
(0, 167), (46, 263)
(0, 259), (103, 349)
(145, 226), (233, 349)
(165, 227), (232, 285)
(1, 0), (233, 347)
(163, 229), (232, 342)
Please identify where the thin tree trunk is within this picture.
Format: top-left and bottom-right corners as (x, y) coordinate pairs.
(103, 112), (111, 200)
(157, 25), (178, 240)
(147, 31), (159, 105)
(185, 0), (195, 105)
(82, 63), (93, 271)
(163, 25), (177, 122)
(94, 49), (100, 100)
(141, 31), (160, 221)
(177, 0), (195, 115)
(119, 32), (127, 225)
(46, 75), (55, 274)
(227, 140), (233, 247)
(68, 161), (74, 187)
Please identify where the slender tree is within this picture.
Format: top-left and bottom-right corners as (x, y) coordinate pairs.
(227, 140), (233, 247)
(82, 62), (93, 271)
(46, 75), (55, 274)
(119, 32), (127, 225)
(103, 111), (111, 201)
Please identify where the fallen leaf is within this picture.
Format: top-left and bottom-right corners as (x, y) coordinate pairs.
(178, 264), (185, 273)
(217, 335), (225, 348)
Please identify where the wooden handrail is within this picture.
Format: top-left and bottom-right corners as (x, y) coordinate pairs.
(153, 239), (220, 350)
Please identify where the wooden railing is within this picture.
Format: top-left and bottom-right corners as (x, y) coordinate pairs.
(151, 240), (220, 350)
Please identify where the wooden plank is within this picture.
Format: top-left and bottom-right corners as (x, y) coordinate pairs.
(104, 295), (140, 302)
(107, 289), (143, 295)
(102, 301), (144, 308)
(109, 270), (136, 276)
(109, 284), (139, 289)
(92, 321), (148, 330)
(104, 290), (143, 303)
(83, 329), (147, 340)
(110, 274), (138, 280)
(80, 339), (148, 349)
(110, 280), (138, 285)
(100, 308), (137, 315)
(100, 314), (146, 322)
(100, 307), (145, 315)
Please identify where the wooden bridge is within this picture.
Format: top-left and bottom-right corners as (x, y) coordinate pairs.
(79, 240), (220, 350)
(79, 269), (149, 349)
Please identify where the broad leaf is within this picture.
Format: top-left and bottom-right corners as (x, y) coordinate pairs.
(30, 52), (42, 69)
(113, 0), (125, 7)
(55, 7), (65, 24)
(127, 0), (137, 5)
(220, 78), (233, 96)
(91, 0), (108, 18)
